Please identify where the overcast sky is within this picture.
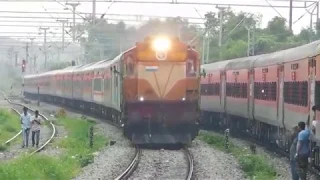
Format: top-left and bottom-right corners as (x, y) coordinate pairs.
(0, 0), (317, 44)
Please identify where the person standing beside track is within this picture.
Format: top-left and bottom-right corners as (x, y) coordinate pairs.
(295, 120), (313, 180)
(31, 110), (42, 148)
(20, 106), (31, 148)
(290, 126), (300, 180)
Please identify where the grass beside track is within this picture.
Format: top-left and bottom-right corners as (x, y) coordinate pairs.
(0, 108), (21, 151)
(0, 115), (108, 180)
(198, 131), (277, 180)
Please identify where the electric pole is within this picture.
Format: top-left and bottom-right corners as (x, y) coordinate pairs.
(29, 37), (35, 73)
(289, 0), (293, 32)
(65, 2), (80, 42)
(39, 27), (49, 68)
(14, 51), (18, 67)
(246, 26), (255, 56)
(34, 54), (37, 72)
(93, 0), (96, 24)
(217, 6), (226, 60)
(57, 19), (68, 50)
(25, 43), (29, 73)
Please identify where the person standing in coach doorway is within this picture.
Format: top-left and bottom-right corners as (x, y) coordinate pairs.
(21, 106), (31, 148)
(31, 110), (42, 148)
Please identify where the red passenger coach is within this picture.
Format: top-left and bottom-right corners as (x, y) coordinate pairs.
(282, 45), (312, 130)
(199, 40), (320, 172)
(253, 53), (283, 128)
(200, 60), (231, 128)
(225, 57), (256, 120)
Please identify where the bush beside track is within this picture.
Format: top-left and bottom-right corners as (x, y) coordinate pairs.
(198, 131), (277, 180)
(0, 108), (21, 151)
(0, 114), (108, 180)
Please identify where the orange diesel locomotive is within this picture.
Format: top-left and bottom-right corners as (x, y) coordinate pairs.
(122, 36), (200, 144)
(23, 36), (200, 145)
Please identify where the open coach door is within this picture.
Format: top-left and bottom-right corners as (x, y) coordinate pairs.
(309, 55), (320, 171)
(277, 64), (285, 149)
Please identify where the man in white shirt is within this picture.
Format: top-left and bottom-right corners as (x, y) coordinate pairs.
(20, 106), (31, 148)
(31, 110), (42, 148)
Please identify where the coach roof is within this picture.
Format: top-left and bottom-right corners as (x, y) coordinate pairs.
(225, 55), (263, 70)
(283, 39), (320, 63)
(201, 60), (233, 71)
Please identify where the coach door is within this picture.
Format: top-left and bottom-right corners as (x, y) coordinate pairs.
(220, 71), (226, 111)
(277, 64), (284, 127)
(111, 65), (120, 110)
(309, 57), (316, 127)
(248, 69), (254, 120)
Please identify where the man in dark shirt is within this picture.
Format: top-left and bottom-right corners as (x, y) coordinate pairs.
(290, 126), (300, 180)
(295, 121), (311, 180)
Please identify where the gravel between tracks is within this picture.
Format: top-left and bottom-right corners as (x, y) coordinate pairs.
(190, 139), (248, 180)
(202, 130), (318, 180)
(21, 99), (136, 180)
(128, 149), (188, 180)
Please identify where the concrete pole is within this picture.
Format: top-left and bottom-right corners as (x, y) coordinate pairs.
(57, 19), (68, 51)
(93, 0), (96, 24)
(25, 43), (29, 73)
(39, 27), (49, 68)
(65, 2), (80, 42)
(217, 6), (225, 60)
(29, 37), (35, 73)
(201, 34), (206, 64)
(247, 27), (251, 56)
(289, 0), (293, 32)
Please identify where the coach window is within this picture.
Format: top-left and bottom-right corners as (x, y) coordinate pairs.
(301, 81), (308, 106)
(126, 61), (134, 76)
(104, 75), (110, 90)
(201, 84), (207, 95)
(284, 81), (308, 106)
(94, 78), (102, 91)
(315, 81), (320, 108)
(226, 83), (231, 96)
(255, 82), (277, 101)
(213, 83), (220, 96)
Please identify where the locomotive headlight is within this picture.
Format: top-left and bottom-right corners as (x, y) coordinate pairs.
(152, 37), (171, 52)
(139, 96), (144, 101)
(182, 97), (186, 101)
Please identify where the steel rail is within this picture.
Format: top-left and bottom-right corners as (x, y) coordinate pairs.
(184, 147), (194, 180)
(114, 145), (141, 180)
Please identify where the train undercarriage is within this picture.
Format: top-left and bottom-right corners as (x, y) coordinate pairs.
(200, 111), (320, 172)
(23, 92), (199, 145)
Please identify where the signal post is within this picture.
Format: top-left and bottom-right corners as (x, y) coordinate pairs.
(21, 59), (26, 96)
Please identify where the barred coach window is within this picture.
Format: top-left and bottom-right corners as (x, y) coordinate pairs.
(315, 81), (320, 108)
(254, 82), (276, 101)
(284, 81), (308, 106)
(226, 83), (247, 98)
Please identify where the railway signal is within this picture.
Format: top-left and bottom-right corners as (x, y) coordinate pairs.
(22, 59), (26, 72)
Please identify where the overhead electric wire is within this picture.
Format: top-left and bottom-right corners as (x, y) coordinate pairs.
(293, 2), (318, 24)
(264, 0), (284, 18)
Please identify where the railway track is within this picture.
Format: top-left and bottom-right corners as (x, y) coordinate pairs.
(114, 145), (141, 180)
(183, 146), (194, 180)
(16, 94), (195, 179)
(114, 145), (194, 180)
(2, 92), (56, 155)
